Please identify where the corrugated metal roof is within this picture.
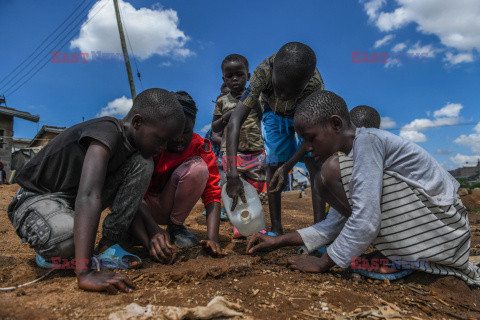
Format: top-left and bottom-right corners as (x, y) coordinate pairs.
(0, 106), (39, 122)
(29, 125), (66, 147)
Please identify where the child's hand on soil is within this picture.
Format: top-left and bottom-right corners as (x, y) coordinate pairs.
(77, 270), (135, 294)
(246, 233), (279, 253)
(201, 240), (227, 256)
(149, 230), (176, 263)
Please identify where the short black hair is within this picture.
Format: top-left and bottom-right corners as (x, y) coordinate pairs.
(221, 54), (249, 72)
(294, 90), (350, 127)
(174, 90), (198, 120)
(274, 42), (316, 81)
(350, 105), (381, 129)
(127, 88), (185, 125)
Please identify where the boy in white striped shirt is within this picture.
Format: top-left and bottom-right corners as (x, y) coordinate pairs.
(247, 90), (480, 285)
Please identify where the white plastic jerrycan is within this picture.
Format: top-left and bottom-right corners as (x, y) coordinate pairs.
(221, 178), (266, 236)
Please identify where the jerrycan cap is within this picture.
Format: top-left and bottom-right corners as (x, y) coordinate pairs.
(240, 210), (251, 223)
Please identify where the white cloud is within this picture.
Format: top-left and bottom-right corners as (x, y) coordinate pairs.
(443, 52), (475, 65)
(475, 122), (480, 134)
(433, 103), (463, 118)
(391, 42), (407, 52)
(362, 0), (387, 21)
(71, 0), (193, 60)
(385, 43), (407, 67)
(360, 0), (480, 64)
(200, 124), (211, 134)
(400, 130), (426, 142)
(376, 5), (411, 32)
(434, 148), (452, 155)
(399, 102), (463, 142)
(385, 57), (402, 68)
(402, 117), (460, 131)
(454, 121), (480, 154)
(374, 34), (395, 48)
(380, 116), (396, 129)
(406, 42), (438, 58)
(450, 154), (480, 167)
(97, 96), (132, 117)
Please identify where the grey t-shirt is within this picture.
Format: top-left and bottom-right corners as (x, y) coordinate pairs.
(297, 127), (460, 268)
(16, 117), (137, 194)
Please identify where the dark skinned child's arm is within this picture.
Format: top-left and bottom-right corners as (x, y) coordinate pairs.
(200, 201), (226, 256)
(211, 110), (234, 133)
(246, 231), (305, 253)
(74, 140), (134, 294)
(247, 232), (336, 272)
(269, 141), (309, 193)
(130, 203), (174, 263)
(211, 130), (222, 146)
(225, 102), (251, 205)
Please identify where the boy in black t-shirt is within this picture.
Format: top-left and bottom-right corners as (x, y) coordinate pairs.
(8, 88), (185, 294)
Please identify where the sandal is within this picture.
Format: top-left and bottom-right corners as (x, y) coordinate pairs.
(351, 268), (414, 280)
(35, 253), (53, 269)
(350, 252), (414, 280)
(93, 244), (142, 270)
(297, 245), (327, 257)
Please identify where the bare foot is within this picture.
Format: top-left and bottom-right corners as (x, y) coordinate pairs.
(286, 256), (324, 273)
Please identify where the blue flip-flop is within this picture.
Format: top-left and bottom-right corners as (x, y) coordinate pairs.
(203, 208), (228, 221)
(220, 207), (228, 221)
(266, 232), (277, 237)
(93, 244), (142, 270)
(351, 268), (413, 280)
(35, 253), (53, 269)
(297, 245), (327, 256)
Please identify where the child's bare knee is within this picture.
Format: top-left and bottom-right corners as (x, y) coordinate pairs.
(320, 154), (340, 187)
(178, 157), (209, 183)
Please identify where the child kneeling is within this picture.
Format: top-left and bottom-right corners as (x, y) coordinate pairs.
(142, 91), (225, 258)
(247, 90), (480, 286)
(8, 89), (185, 293)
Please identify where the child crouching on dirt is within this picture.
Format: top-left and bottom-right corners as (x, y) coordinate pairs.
(247, 90), (480, 285)
(7, 89), (185, 293)
(140, 91), (226, 260)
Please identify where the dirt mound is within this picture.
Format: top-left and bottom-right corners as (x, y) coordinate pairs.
(462, 193), (480, 211)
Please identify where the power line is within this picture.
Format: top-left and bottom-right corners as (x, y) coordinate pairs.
(0, 0), (91, 88)
(5, 0), (110, 96)
(0, 0), (96, 92)
(1, 0), (97, 94)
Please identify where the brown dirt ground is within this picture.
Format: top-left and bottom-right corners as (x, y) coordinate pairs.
(1, 183), (480, 319)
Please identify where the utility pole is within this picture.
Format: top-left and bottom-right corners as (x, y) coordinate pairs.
(113, 0), (136, 99)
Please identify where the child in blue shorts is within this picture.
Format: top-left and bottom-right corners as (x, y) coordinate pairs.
(224, 42), (324, 235)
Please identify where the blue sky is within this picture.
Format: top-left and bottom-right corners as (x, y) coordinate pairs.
(1, 0), (479, 170)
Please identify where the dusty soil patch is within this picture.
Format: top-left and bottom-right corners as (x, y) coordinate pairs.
(1, 184), (480, 319)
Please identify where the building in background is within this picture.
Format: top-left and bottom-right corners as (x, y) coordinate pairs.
(10, 125), (66, 181)
(449, 161), (480, 184)
(12, 137), (31, 151)
(0, 96), (40, 179)
(28, 125), (65, 148)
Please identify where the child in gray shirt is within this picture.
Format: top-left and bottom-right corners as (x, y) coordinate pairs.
(246, 90), (480, 286)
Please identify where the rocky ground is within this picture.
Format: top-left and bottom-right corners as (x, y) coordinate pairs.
(1, 184), (480, 319)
